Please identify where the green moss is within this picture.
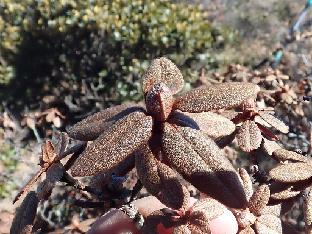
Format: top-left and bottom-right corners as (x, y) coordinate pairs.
(0, 181), (17, 199)
(0, 144), (17, 172)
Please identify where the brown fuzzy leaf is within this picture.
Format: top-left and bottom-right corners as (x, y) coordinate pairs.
(238, 168), (253, 201)
(10, 191), (39, 234)
(170, 111), (235, 139)
(254, 214), (282, 234)
(145, 83), (174, 121)
(261, 204), (281, 216)
(135, 145), (189, 210)
(173, 82), (260, 113)
(262, 138), (282, 156)
(258, 112), (289, 134)
(236, 120), (262, 152)
(304, 187), (312, 232)
(161, 123), (247, 208)
(272, 149), (309, 163)
(239, 226), (255, 234)
(187, 212), (211, 234)
(192, 197), (227, 221)
(178, 126), (247, 207)
(68, 103), (144, 141)
(269, 162), (312, 183)
(142, 57), (184, 95)
(71, 112), (153, 176)
(174, 225), (192, 234)
(156, 163), (190, 210)
(248, 185), (270, 216)
(219, 110), (240, 120)
(270, 186), (300, 200)
(135, 146), (161, 196)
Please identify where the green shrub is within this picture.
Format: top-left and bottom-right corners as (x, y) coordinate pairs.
(0, 143), (18, 199)
(0, 0), (222, 114)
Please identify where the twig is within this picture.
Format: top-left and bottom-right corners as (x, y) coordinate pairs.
(13, 168), (46, 204)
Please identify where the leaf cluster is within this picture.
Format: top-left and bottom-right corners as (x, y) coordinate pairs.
(11, 58), (312, 234)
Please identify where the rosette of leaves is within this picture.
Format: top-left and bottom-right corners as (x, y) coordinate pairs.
(269, 149), (312, 202)
(227, 98), (289, 152)
(68, 57), (260, 209)
(235, 168), (283, 234)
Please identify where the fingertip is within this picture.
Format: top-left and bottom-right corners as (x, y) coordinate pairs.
(208, 209), (238, 234)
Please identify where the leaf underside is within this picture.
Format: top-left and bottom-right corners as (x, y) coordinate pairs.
(70, 112), (153, 176)
(236, 120), (262, 152)
(269, 162), (312, 183)
(169, 111), (235, 139)
(238, 168), (253, 201)
(248, 185), (270, 216)
(272, 148), (309, 163)
(254, 214), (282, 234)
(68, 103), (145, 141)
(262, 138), (281, 156)
(142, 57), (184, 95)
(174, 82), (260, 113)
(270, 186), (300, 200)
(161, 123), (247, 209)
(258, 112), (289, 134)
(135, 144), (189, 210)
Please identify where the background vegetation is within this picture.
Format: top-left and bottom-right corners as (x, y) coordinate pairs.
(0, 0), (236, 116)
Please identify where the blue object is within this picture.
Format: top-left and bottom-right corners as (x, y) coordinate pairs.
(273, 50), (283, 63)
(271, 49), (283, 69)
(291, 1), (312, 33)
